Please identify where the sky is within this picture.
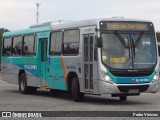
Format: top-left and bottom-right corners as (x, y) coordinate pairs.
(0, 0), (160, 31)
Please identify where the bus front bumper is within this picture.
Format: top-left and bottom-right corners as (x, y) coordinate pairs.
(98, 80), (159, 95)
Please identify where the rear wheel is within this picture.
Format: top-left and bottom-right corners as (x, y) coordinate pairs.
(120, 96), (127, 101)
(19, 73), (37, 94)
(72, 77), (84, 102)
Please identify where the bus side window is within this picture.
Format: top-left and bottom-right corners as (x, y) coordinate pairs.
(158, 45), (160, 56)
(94, 36), (97, 61)
(3, 37), (12, 56)
(22, 35), (35, 56)
(13, 36), (22, 56)
(63, 29), (79, 55)
(34, 35), (37, 56)
(50, 32), (62, 55)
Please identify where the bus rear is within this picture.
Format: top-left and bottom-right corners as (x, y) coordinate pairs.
(97, 20), (159, 100)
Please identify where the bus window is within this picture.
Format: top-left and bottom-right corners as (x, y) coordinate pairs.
(34, 35), (37, 56)
(50, 32), (62, 55)
(63, 29), (79, 55)
(13, 36), (22, 56)
(158, 45), (160, 56)
(22, 35), (35, 56)
(3, 37), (12, 56)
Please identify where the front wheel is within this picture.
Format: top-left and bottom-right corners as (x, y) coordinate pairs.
(72, 77), (84, 102)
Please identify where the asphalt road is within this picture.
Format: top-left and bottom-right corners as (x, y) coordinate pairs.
(0, 73), (160, 119)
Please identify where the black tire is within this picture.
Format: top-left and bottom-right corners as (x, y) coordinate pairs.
(68, 85), (72, 99)
(120, 96), (127, 101)
(19, 73), (37, 94)
(29, 87), (37, 94)
(19, 73), (30, 94)
(72, 77), (84, 102)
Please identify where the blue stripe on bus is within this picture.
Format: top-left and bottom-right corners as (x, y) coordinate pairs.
(107, 70), (156, 84)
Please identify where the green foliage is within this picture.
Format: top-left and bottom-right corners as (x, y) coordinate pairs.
(156, 32), (160, 42)
(0, 28), (9, 67)
(0, 28), (9, 48)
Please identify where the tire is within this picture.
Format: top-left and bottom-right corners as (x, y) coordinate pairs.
(72, 77), (84, 102)
(19, 73), (37, 94)
(29, 87), (37, 94)
(120, 96), (127, 101)
(68, 85), (72, 99)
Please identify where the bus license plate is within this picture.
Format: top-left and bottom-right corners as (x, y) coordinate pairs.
(129, 89), (139, 93)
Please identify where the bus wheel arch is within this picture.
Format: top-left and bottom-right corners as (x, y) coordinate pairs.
(18, 69), (36, 94)
(67, 72), (77, 98)
(19, 71), (30, 94)
(67, 72), (84, 102)
(18, 69), (25, 88)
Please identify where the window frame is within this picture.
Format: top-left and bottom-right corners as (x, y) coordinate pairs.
(12, 35), (23, 56)
(22, 34), (36, 57)
(49, 31), (63, 56)
(62, 29), (80, 56)
(2, 37), (13, 57)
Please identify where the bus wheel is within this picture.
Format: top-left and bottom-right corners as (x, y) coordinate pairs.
(19, 73), (31, 94)
(72, 77), (84, 102)
(120, 96), (127, 101)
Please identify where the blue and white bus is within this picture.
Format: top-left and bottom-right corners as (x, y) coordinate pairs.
(1, 18), (159, 102)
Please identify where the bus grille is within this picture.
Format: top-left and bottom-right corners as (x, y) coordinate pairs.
(117, 85), (149, 92)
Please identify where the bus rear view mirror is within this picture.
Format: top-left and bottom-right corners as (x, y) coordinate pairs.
(97, 37), (102, 48)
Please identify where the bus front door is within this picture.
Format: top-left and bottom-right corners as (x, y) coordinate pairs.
(39, 38), (47, 86)
(83, 34), (98, 92)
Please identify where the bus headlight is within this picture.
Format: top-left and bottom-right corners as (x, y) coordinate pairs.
(152, 73), (159, 83)
(101, 71), (114, 84)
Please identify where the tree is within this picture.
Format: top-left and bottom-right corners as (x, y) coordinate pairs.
(0, 28), (9, 69)
(0, 28), (9, 49)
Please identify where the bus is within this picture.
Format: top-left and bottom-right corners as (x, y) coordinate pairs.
(1, 18), (159, 102)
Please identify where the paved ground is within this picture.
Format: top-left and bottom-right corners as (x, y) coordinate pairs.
(0, 73), (160, 119)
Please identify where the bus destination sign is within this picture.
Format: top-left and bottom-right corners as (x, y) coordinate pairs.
(100, 22), (152, 31)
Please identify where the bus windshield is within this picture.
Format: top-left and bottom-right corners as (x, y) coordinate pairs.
(101, 32), (157, 69)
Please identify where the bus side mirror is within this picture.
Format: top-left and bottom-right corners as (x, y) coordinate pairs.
(97, 37), (102, 48)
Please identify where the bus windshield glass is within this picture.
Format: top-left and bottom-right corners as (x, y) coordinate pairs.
(101, 32), (157, 69)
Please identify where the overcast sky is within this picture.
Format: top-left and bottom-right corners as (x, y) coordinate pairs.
(0, 0), (160, 31)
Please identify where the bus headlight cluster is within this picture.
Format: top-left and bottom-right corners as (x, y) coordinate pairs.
(101, 71), (114, 84)
(152, 73), (159, 83)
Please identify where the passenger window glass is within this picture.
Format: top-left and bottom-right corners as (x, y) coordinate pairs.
(84, 36), (88, 62)
(34, 35), (37, 55)
(23, 35), (34, 56)
(13, 36), (22, 56)
(63, 30), (79, 55)
(3, 37), (12, 56)
(158, 46), (160, 56)
(50, 32), (62, 55)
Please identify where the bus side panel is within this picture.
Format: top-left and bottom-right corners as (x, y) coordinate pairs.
(1, 61), (19, 85)
(46, 56), (67, 90)
(1, 57), (39, 87)
(61, 56), (82, 90)
(46, 55), (82, 91)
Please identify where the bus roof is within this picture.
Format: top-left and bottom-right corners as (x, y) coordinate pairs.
(3, 25), (51, 37)
(50, 18), (151, 30)
(3, 17), (152, 37)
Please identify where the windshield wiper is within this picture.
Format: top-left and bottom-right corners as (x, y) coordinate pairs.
(114, 31), (131, 58)
(114, 31), (128, 48)
(128, 38), (131, 58)
(131, 37), (135, 57)
(134, 32), (144, 47)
